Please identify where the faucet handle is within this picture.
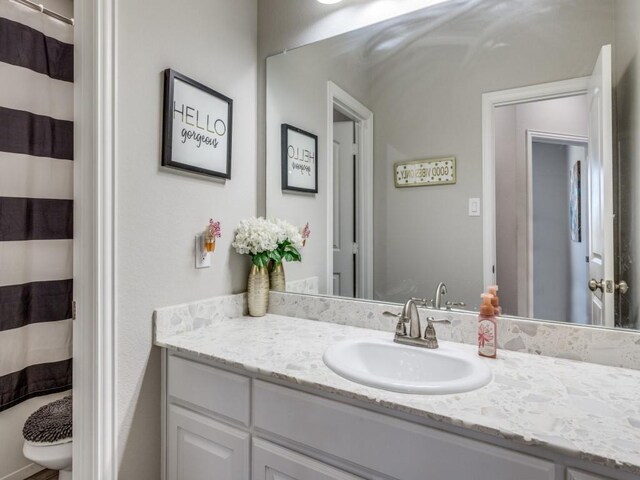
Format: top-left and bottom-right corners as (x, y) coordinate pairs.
(445, 301), (466, 311)
(410, 297), (428, 306)
(426, 318), (452, 326)
(383, 311), (406, 336)
(423, 317), (451, 349)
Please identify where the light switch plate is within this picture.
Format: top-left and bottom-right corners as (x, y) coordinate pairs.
(195, 234), (211, 269)
(468, 198), (481, 217)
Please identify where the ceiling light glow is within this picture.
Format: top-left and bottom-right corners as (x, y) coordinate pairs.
(317, 0), (343, 4)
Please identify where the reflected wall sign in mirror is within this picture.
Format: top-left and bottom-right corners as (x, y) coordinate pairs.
(281, 124), (318, 193)
(265, 0), (639, 331)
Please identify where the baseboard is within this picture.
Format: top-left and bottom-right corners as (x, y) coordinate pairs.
(0, 463), (44, 480)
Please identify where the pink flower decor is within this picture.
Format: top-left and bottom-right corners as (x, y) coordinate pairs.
(208, 219), (221, 239)
(478, 324), (494, 348)
(301, 222), (311, 246)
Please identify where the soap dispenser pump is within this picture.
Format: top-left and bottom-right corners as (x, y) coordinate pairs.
(487, 285), (502, 316)
(478, 293), (497, 358)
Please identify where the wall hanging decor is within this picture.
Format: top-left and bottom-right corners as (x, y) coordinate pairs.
(570, 160), (582, 242)
(281, 123), (318, 193)
(162, 69), (233, 179)
(195, 219), (221, 269)
(394, 156), (456, 188)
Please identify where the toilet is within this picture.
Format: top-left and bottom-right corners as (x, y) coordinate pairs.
(22, 396), (72, 480)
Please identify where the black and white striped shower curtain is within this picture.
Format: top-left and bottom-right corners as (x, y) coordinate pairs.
(0, 2), (73, 412)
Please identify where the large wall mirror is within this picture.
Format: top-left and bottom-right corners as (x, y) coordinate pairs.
(265, 0), (640, 331)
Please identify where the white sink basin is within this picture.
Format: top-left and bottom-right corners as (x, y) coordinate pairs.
(323, 338), (492, 395)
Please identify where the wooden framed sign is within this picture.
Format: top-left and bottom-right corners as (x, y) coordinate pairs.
(394, 157), (456, 188)
(162, 69), (233, 179)
(281, 124), (318, 193)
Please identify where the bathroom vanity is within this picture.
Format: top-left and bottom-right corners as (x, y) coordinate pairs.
(155, 297), (640, 480)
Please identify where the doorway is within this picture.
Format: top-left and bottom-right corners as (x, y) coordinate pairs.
(484, 46), (618, 327)
(326, 82), (374, 299)
(528, 137), (590, 324)
(332, 112), (357, 297)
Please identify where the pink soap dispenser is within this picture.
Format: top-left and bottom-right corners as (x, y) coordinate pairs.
(488, 285), (502, 316)
(478, 293), (497, 359)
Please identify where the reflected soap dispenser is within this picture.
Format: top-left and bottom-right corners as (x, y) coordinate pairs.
(488, 285), (502, 316)
(478, 293), (497, 359)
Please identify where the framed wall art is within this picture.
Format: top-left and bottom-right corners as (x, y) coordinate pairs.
(281, 123), (318, 193)
(394, 157), (456, 188)
(570, 160), (582, 242)
(162, 69), (233, 179)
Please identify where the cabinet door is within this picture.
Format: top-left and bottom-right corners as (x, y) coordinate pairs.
(168, 404), (249, 480)
(253, 438), (363, 480)
(567, 469), (613, 480)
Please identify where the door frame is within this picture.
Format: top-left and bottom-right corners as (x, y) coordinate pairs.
(524, 130), (589, 318)
(326, 82), (374, 299)
(74, 0), (117, 478)
(481, 77), (590, 298)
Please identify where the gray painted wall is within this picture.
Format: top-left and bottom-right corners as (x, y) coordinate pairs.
(115, 1), (257, 478)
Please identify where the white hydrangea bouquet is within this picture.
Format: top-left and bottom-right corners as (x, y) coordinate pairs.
(233, 217), (310, 316)
(270, 218), (304, 267)
(232, 217), (306, 268)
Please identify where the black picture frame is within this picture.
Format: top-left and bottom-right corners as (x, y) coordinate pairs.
(162, 69), (233, 179)
(281, 124), (319, 194)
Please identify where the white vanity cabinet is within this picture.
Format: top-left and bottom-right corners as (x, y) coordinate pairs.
(162, 352), (625, 480)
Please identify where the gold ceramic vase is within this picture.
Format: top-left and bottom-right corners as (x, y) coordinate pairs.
(269, 262), (286, 292)
(247, 265), (269, 317)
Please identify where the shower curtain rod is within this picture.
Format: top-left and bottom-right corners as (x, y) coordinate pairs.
(12, 0), (74, 26)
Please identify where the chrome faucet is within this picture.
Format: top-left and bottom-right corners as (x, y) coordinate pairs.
(384, 298), (451, 349)
(433, 282), (447, 309)
(430, 282), (466, 311)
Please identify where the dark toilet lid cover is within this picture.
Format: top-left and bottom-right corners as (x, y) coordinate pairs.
(23, 395), (72, 443)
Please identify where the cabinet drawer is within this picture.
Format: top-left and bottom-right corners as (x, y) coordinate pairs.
(168, 354), (250, 426)
(253, 438), (363, 480)
(253, 381), (555, 480)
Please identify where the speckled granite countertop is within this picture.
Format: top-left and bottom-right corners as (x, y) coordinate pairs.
(155, 313), (640, 475)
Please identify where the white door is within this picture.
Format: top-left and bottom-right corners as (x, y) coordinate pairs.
(587, 44), (615, 327)
(252, 439), (363, 480)
(332, 121), (356, 297)
(167, 404), (250, 480)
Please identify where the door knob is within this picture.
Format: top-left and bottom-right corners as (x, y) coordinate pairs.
(588, 279), (604, 292)
(616, 280), (629, 294)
